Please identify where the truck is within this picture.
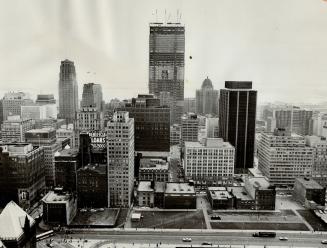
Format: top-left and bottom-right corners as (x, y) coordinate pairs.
(252, 232), (276, 238)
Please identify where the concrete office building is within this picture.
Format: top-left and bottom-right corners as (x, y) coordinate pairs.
(25, 128), (61, 187)
(306, 135), (327, 187)
(181, 113), (199, 145)
(76, 107), (104, 131)
(58, 59), (78, 123)
(0, 92), (33, 124)
(107, 111), (134, 207)
(149, 23), (185, 124)
(196, 77), (219, 116)
(258, 129), (314, 186)
(21, 105), (47, 120)
(219, 81), (257, 174)
(1, 116), (34, 143)
(119, 95), (170, 152)
(184, 138), (235, 184)
(0, 144), (45, 209)
(81, 83), (103, 111)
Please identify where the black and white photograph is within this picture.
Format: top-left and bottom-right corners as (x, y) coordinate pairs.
(0, 0), (327, 247)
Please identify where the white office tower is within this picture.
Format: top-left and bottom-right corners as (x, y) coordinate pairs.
(184, 138), (235, 183)
(258, 128), (314, 186)
(107, 111), (134, 207)
(306, 135), (327, 187)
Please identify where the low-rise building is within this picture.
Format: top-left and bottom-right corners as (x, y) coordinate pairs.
(164, 182), (196, 209)
(77, 164), (107, 208)
(206, 187), (233, 209)
(137, 181), (155, 207)
(0, 201), (36, 248)
(293, 177), (326, 207)
(244, 176), (276, 210)
(42, 188), (77, 226)
(139, 158), (169, 182)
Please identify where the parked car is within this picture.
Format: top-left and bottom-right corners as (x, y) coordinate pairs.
(182, 238), (192, 242)
(321, 240), (327, 245)
(279, 237), (288, 241)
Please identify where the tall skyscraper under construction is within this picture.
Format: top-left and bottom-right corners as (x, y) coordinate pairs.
(149, 23), (185, 124)
(58, 59), (79, 123)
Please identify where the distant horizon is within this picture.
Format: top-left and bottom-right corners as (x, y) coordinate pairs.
(1, 0), (327, 104)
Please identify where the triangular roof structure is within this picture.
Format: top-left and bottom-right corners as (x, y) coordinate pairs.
(0, 240), (6, 248)
(0, 201), (35, 240)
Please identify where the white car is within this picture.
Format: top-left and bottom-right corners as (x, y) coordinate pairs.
(321, 240), (327, 244)
(279, 237), (288, 241)
(182, 238), (192, 242)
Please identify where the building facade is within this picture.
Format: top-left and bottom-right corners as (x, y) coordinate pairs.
(219, 81), (257, 174)
(184, 138), (235, 183)
(139, 158), (169, 182)
(1, 92), (33, 124)
(149, 23), (185, 124)
(76, 107), (104, 131)
(1, 116), (34, 143)
(0, 144), (45, 209)
(196, 77), (219, 116)
(119, 95), (170, 152)
(107, 111), (134, 207)
(25, 128), (61, 187)
(306, 135), (327, 187)
(181, 113), (199, 145)
(58, 59), (78, 123)
(54, 146), (79, 192)
(77, 163), (107, 208)
(258, 129), (314, 186)
(81, 83), (103, 111)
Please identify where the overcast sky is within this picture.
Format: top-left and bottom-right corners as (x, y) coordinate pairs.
(0, 0), (327, 104)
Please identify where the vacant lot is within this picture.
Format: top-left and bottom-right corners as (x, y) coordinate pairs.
(208, 210), (299, 223)
(297, 210), (327, 231)
(211, 222), (309, 231)
(131, 210), (206, 229)
(70, 209), (119, 227)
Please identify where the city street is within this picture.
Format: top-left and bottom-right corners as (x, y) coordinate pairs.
(40, 229), (327, 248)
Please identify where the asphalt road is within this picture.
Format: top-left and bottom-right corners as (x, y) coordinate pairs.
(51, 230), (327, 247)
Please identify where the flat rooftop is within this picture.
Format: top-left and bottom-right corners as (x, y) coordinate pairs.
(247, 177), (270, 189)
(227, 186), (253, 201)
(137, 151), (169, 158)
(137, 181), (154, 192)
(42, 191), (72, 203)
(208, 187), (233, 200)
(185, 139), (233, 149)
(55, 147), (79, 157)
(78, 164), (107, 174)
(140, 158), (169, 170)
(165, 182), (195, 195)
(296, 178), (324, 189)
(25, 128), (55, 133)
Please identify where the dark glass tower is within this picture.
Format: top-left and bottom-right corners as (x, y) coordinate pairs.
(219, 81), (257, 174)
(58, 59), (78, 123)
(149, 23), (185, 124)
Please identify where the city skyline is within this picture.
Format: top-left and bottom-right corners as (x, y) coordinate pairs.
(0, 0), (327, 104)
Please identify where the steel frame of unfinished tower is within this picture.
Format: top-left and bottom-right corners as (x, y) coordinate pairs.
(149, 22), (185, 124)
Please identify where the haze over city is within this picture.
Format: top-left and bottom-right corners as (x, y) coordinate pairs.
(1, 0), (327, 103)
